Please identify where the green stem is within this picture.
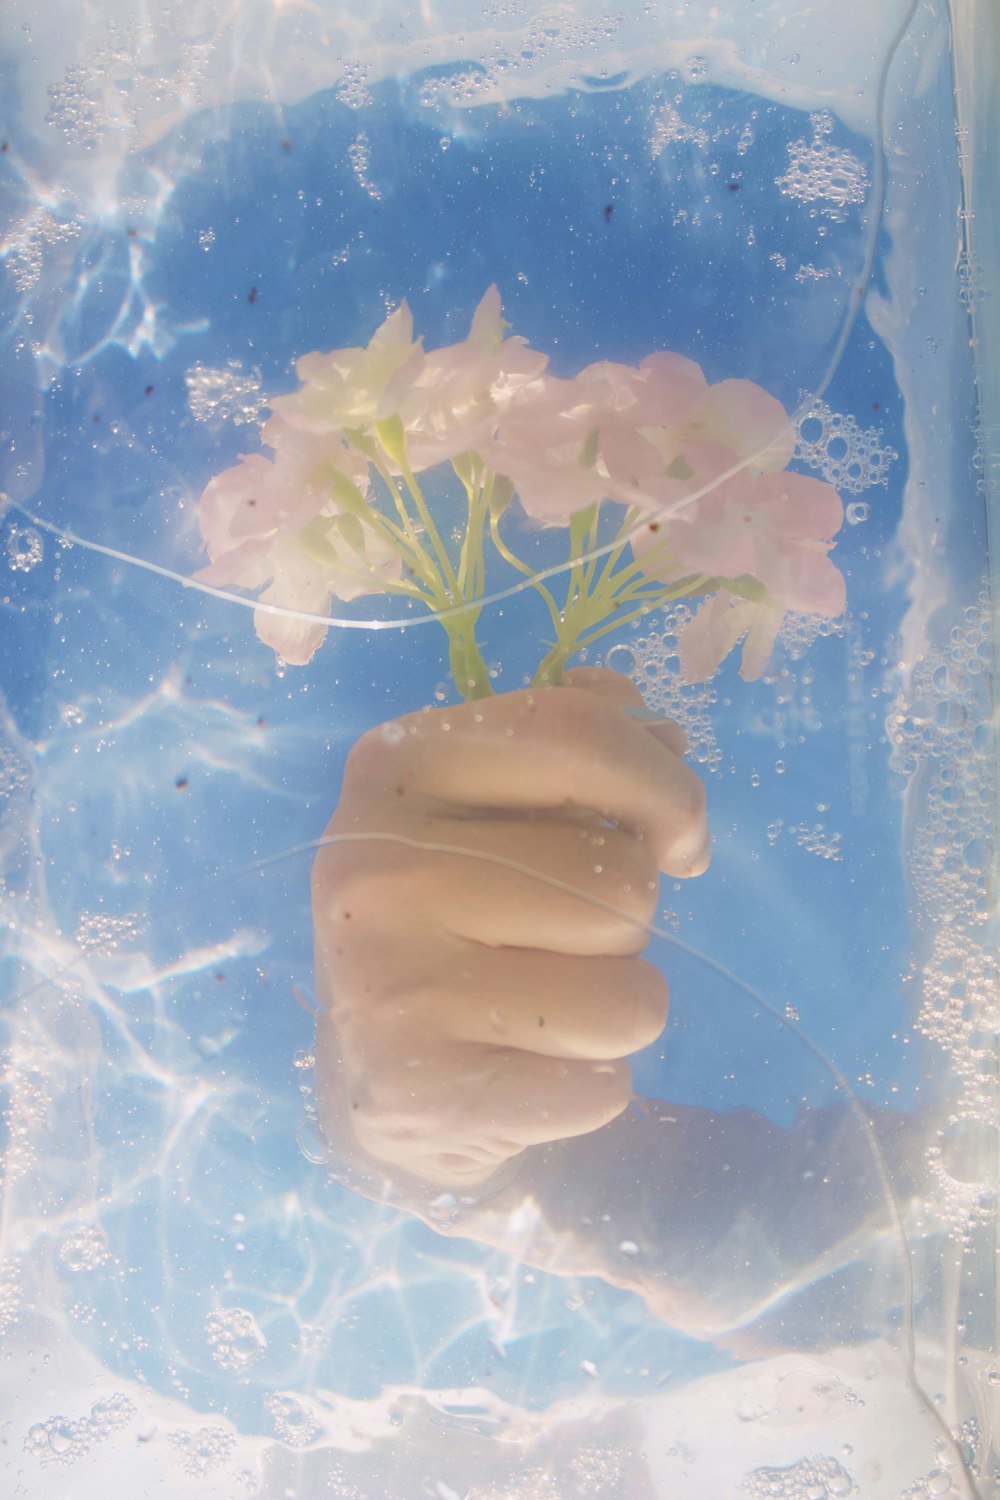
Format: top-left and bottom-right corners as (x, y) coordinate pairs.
(317, 460), (437, 589)
(532, 573), (714, 688)
(444, 609), (493, 700)
(374, 421), (461, 602)
(365, 454), (448, 596)
(488, 509), (562, 634)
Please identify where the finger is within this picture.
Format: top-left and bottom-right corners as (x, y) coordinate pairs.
(347, 1036), (633, 1184)
(351, 685), (709, 877)
(403, 946), (670, 1060)
(315, 817), (661, 956)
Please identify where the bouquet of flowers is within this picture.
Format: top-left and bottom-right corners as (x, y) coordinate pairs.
(194, 288), (846, 697)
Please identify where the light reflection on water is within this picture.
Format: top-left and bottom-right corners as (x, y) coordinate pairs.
(1, 0), (998, 1495)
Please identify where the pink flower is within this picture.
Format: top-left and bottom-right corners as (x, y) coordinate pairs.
(194, 420), (400, 665)
(577, 352), (709, 430)
(651, 468), (846, 617)
(687, 378), (796, 471)
(641, 466), (846, 683)
(268, 288), (547, 473)
(197, 418), (366, 558)
(484, 355), (794, 528)
(270, 302), (425, 436)
(396, 286), (548, 469)
(479, 372), (609, 523)
(678, 589), (788, 683)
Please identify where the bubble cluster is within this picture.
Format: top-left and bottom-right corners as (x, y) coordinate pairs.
(887, 592), (997, 1236)
(74, 909), (142, 955)
(186, 361), (267, 428)
(572, 1444), (626, 1493)
(521, 11), (620, 57)
(24, 1394), (136, 1466)
(5, 526), (43, 572)
(347, 132), (382, 200)
(957, 250), (984, 308)
(418, 66), (495, 110)
(4, 209), (81, 294)
(266, 1391), (320, 1447)
(205, 1307), (268, 1370)
(45, 24), (215, 150)
(793, 263), (832, 284)
(901, 1464), (960, 1498)
(416, 12), (620, 112)
(0, 739), (31, 797)
(169, 1425), (237, 1476)
(0, 1257), (22, 1339)
(1, 1053), (51, 1185)
(739, 1453), (854, 1498)
(650, 102), (709, 158)
(795, 399), (897, 495)
(778, 610), (847, 660)
(467, 1472), (561, 1500)
(787, 822), (843, 861)
(776, 111), (868, 219)
(59, 1223), (111, 1271)
(46, 64), (111, 149)
(336, 61), (374, 110)
(605, 606), (722, 773)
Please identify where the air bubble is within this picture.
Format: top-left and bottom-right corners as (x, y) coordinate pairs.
(335, 60), (373, 110)
(297, 1116), (328, 1165)
(24, 1394), (135, 1466)
(186, 361), (266, 427)
(169, 1426), (237, 1476)
(740, 1454), (855, 1499)
(266, 1392), (320, 1447)
(962, 838), (988, 872)
(796, 400), (896, 494)
(205, 1307), (267, 1370)
(59, 1224), (111, 1272)
(603, 608), (722, 774)
(846, 501), (870, 524)
(777, 113), (868, 219)
(6, 526), (43, 571)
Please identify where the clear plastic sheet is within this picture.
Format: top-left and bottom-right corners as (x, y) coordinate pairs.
(1, 1), (997, 1495)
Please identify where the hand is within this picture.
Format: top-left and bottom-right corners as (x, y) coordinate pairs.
(311, 668), (709, 1189)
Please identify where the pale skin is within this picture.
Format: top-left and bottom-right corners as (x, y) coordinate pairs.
(311, 667), (921, 1343)
(311, 668), (708, 1185)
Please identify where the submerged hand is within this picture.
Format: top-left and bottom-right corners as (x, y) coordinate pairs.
(311, 668), (709, 1189)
